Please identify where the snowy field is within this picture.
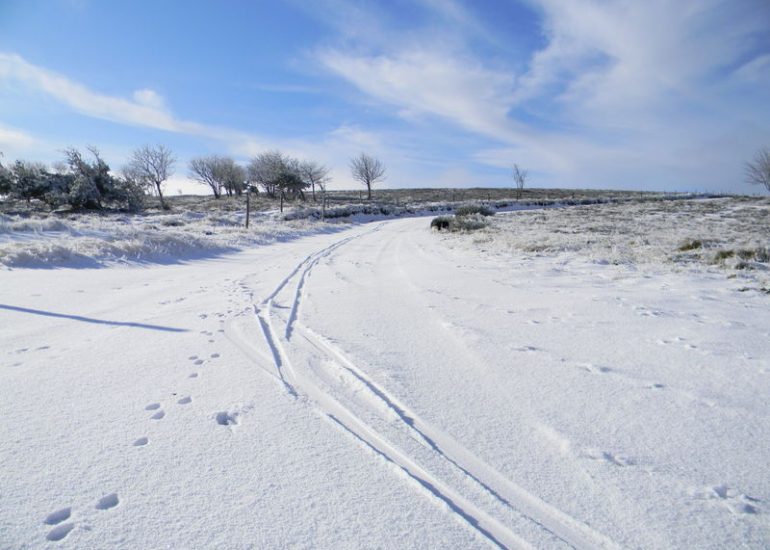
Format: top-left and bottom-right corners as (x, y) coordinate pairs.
(1, 197), (769, 548)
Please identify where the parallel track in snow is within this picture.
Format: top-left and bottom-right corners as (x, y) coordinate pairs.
(229, 222), (619, 550)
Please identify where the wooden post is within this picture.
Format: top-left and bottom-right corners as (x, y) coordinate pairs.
(321, 193), (326, 221)
(280, 192), (284, 213)
(245, 193), (250, 228)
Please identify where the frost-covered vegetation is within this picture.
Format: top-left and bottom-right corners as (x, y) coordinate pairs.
(441, 197), (770, 285)
(0, 189), (747, 270)
(0, 203), (338, 268)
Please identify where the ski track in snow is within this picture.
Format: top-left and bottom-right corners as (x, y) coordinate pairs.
(226, 222), (620, 550)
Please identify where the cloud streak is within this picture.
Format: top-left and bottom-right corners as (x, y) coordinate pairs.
(0, 52), (274, 151)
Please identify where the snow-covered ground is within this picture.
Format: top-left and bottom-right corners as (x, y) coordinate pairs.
(1, 198), (768, 548)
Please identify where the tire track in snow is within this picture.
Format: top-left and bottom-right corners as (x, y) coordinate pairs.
(235, 220), (618, 550)
(297, 323), (618, 550)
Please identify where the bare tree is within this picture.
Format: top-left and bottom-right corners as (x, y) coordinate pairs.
(350, 153), (385, 200)
(126, 144), (175, 209)
(512, 163), (528, 200)
(299, 160), (331, 202)
(746, 147), (770, 193)
(189, 155), (223, 198)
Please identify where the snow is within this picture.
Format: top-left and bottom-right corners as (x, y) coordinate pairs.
(1, 198), (769, 548)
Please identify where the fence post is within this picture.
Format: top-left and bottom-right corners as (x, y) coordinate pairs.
(245, 193), (250, 228)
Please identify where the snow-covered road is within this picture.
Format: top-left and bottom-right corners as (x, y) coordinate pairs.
(2, 216), (769, 548)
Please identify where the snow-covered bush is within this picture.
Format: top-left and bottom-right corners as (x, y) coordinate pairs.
(455, 205), (495, 217)
(430, 214), (489, 232)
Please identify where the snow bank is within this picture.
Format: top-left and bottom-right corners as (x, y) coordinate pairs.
(0, 210), (341, 268)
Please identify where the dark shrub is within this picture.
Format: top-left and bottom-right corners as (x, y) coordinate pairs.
(431, 216), (453, 231)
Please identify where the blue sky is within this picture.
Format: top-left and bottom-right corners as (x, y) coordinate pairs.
(1, 0), (769, 194)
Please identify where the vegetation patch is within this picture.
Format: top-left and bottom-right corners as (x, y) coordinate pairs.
(678, 239), (703, 251)
(431, 213), (490, 232)
(454, 204), (495, 217)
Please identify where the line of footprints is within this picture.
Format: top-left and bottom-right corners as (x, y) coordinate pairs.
(42, 325), (228, 542)
(134, 350), (221, 446)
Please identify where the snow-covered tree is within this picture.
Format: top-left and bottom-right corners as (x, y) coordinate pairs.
(299, 160), (331, 202)
(126, 144), (175, 209)
(350, 153), (385, 200)
(189, 155), (224, 198)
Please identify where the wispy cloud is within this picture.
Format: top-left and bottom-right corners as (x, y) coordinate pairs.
(0, 53), (197, 133)
(0, 124), (35, 151)
(0, 52), (278, 152)
(319, 48), (521, 142)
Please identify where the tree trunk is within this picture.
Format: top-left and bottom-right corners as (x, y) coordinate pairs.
(156, 182), (167, 210)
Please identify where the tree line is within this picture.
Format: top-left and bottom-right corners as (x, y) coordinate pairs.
(0, 145), (388, 211)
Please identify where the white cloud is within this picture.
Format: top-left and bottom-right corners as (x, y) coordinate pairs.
(734, 53), (770, 84)
(132, 88), (167, 110)
(319, 48), (521, 143)
(0, 53), (195, 133)
(0, 52), (275, 151)
(0, 52), (295, 163)
(0, 125), (35, 151)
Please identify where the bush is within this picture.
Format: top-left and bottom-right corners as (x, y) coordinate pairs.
(431, 216), (453, 231)
(2, 148), (145, 211)
(678, 239), (703, 251)
(455, 204), (495, 217)
(430, 214), (489, 232)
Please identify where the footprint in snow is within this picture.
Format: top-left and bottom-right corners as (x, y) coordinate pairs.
(189, 372), (199, 378)
(145, 403), (161, 411)
(692, 485), (761, 515)
(151, 410), (165, 420)
(95, 493), (119, 510)
(215, 411), (238, 426)
(177, 396), (192, 405)
(44, 507), (71, 525)
(133, 437), (149, 447)
(46, 523), (75, 541)
(210, 353), (220, 359)
(578, 363), (612, 374)
(514, 345), (539, 353)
